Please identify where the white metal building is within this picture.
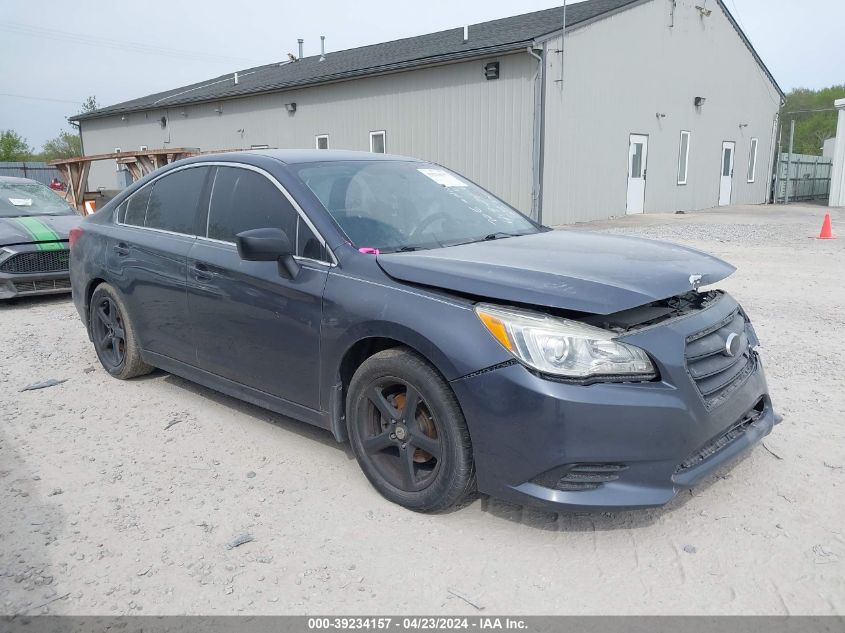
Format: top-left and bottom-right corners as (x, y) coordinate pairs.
(74, 0), (783, 225)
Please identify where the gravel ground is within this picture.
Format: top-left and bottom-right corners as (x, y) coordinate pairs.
(1, 203), (843, 616)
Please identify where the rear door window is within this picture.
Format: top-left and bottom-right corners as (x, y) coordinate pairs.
(144, 166), (210, 234)
(206, 166), (324, 259)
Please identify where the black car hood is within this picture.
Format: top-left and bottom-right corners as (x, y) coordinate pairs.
(377, 230), (735, 315)
(0, 214), (80, 246)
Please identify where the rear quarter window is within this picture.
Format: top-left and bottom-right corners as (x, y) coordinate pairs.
(119, 186), (153, 226)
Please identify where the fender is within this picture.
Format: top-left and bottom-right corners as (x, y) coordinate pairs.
(319, 263), (514, 419)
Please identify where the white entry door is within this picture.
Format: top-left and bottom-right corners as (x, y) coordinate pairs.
(626, 134), (649, 214)
(719, 141), (735, 206)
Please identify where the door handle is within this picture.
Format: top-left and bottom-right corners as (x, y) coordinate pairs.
(189, 263), (215, 281)
(113, 243), (130, 256)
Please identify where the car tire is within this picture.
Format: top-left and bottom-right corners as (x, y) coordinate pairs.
(89, 283), (153, 380)
(347, 347), (476, 512)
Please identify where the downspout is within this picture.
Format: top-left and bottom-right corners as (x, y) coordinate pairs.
(765, 110), (780, 204)
(69, 119), (84, 156)
(527, 45), (546, 223)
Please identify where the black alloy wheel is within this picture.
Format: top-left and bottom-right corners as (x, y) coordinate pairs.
(361, 379), (444, 492)
(89, 283), (153, 380)
(92, 296), (126, 369)
(348, 348), (475, 512)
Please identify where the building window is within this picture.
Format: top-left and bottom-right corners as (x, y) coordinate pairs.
(747, 138), (758, 182)
(316, 135), (329, 150)
(677, 131), (690, 185)
(369, 130), (386, 154)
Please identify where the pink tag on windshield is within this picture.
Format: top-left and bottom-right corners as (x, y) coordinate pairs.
(358, 247), (380, 255)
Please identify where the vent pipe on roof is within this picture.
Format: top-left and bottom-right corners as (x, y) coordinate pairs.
(463, 25), (469, 42)
(233, 72), (239, 85)
(320, 35), (326, 61)
(298, 38), (304, 60)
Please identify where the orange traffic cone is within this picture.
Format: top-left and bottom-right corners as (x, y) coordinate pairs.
(817, 213), (835, 240)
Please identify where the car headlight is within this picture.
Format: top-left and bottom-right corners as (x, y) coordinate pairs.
(475, 303), (656, 381)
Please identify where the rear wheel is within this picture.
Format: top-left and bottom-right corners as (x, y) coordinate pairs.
(89, 283), (153, 379)
(347, 348), (475, 512)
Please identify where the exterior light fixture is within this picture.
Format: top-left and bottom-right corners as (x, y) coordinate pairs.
(694, 96), (706, 107)
(484, 62), (500, 80)
(285, 102), (297, 113)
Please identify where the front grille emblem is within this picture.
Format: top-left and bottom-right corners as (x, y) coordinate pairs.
(724, 332), (741, 357)
(689, 274), (703, 290)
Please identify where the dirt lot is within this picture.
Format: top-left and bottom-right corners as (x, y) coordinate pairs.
(1, 203), (843, 616)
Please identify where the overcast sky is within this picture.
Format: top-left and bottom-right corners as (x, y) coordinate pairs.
(2, 0), (843, 148)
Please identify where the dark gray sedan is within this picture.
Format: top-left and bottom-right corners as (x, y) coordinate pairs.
(69, 150), (778, 512)
(0, 176), (81, 300)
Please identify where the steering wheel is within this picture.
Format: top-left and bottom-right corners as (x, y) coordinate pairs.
(409, 211), (453, 241)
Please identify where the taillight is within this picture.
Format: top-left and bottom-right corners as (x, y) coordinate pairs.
(69, 227), (83, 249)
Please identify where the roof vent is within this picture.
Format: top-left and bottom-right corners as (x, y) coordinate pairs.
(320, 35), (326, 61)
(463, 25), (469, 42)
(298, 38), (304, 60)
(233, 72), (239, 85)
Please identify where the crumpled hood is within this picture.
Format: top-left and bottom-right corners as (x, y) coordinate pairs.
(377, 230), (735, 315)
(0, 214), (81, 246)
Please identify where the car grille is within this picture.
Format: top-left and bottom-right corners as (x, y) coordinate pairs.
(685, 309), (756, 409)
(675, 397), (766, 473)
(12, 279), (72, 294)
(0, 249), (69, 274)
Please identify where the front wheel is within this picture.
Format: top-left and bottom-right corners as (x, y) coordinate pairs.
(89, 283), (153, 380)
(347, 348), (475, 512)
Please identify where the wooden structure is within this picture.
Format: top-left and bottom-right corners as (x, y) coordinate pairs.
(48, 148), (198, 214)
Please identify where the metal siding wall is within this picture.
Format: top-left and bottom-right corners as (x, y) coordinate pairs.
(81, 113), (167, 191)
(0, 162), (62, 186)
(80, 55), (536, 211)
(541, 0), (781, 225)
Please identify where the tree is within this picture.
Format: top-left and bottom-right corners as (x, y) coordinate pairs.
(80, 95), (99, 114)
(781, 85), (845, 155)
(0, 130), (33, 161)
(39, 130), (82, 160)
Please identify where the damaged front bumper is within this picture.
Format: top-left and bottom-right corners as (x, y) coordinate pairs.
(450, 291), (778, 511)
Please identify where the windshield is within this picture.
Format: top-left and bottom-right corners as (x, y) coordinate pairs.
(0, 181), (75, 218)
(291, 161), (541, 252)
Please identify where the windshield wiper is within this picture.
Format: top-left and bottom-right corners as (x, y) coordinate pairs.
(483, 232), (518, 241)
(447, 232), (521, 248)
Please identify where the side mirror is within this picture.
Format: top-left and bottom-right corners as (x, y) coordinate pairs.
(236, 228), (300, 279)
